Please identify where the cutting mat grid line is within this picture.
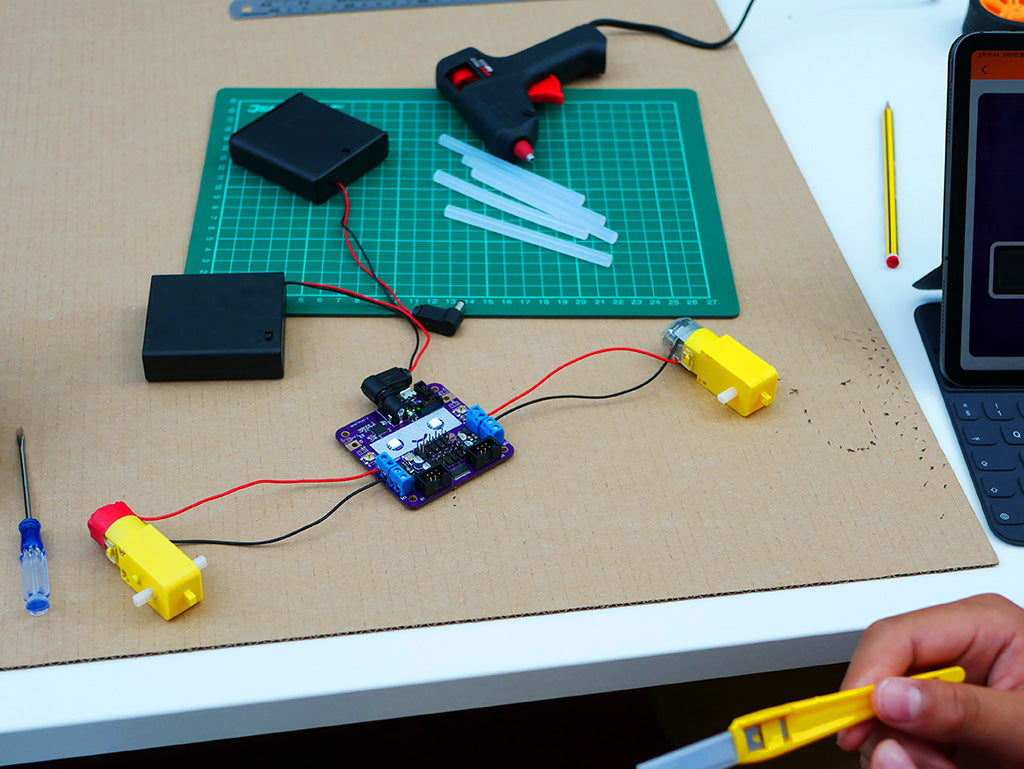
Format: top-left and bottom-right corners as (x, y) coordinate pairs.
(186, 88), (738, 317)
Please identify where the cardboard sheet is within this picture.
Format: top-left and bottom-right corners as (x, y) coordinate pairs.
(0, 0), (995, 670)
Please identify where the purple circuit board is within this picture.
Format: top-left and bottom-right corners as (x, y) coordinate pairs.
(336, 382), (513, 508)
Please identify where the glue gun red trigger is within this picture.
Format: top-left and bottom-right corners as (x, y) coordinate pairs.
(527, 74), (565, 105)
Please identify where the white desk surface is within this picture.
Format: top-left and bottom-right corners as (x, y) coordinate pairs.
(1, 0), (1014, 763)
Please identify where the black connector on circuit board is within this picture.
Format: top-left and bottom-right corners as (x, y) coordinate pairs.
(413, 464), (452, 497)
(360, 369), (446, 425)
(361, 367), (412, 419)
(361, 367), (412, 403)
(466, 436), (503, 470)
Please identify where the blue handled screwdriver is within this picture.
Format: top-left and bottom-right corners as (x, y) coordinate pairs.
(16, 428), (50, 616)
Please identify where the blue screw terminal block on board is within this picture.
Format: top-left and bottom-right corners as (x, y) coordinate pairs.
(465, 405), (504, 443)
(375, 451), (415, 496)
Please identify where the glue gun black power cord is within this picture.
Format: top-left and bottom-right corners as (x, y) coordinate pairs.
(589, 0), (757, 50)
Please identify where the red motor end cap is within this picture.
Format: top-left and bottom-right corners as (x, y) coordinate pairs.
(88, 501), (137, 547)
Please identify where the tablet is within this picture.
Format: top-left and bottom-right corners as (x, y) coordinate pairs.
(941, 32), (1024, 386)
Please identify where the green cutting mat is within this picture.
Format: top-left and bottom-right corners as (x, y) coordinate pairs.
(186, 88), (738, 318)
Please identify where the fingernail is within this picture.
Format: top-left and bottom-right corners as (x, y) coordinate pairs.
(875, 678), (924, 722)
(874, 738), (917, 769)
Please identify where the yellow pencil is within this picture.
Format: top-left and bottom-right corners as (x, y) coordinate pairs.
(883, 102), (898, 268)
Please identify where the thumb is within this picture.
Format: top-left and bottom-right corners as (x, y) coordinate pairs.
(873, 677), (1024, 764)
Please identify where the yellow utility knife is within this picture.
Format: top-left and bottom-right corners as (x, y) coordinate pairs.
(638, 666), (965, 769)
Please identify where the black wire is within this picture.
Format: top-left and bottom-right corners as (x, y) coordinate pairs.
(494, 358), (672, 421)
(172, 479), (382, 548)
(343, 224), (375, 277)
(590, 0), (757, 50)
(342, 221), (422, 369)
(344, 221), (419, 368)
(170, 351), (672, 545)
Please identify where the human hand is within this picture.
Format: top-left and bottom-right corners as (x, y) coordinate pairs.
(837, 593), (1024, 769)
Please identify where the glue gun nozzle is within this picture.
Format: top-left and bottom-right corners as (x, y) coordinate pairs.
(513, 140), (535, 163)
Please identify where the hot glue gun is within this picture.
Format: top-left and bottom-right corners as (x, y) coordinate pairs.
(435, 24), (607, 163)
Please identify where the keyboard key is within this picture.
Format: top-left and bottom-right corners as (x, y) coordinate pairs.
(984, 401), (1015, 420)
(982, 474), (1018, 498)
(994, 502), (1024, 525)
(1002, 425), (1024, 445)
(950, 399), (981, 420)
(974, 451), (1019, 471)
(963, 424), (999, 445)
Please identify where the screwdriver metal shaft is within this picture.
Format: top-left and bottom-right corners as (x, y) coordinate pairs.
(16, 428), (50, 616)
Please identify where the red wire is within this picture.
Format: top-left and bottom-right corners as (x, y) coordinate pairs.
(294, 279), (430, 371)
(138, 469), (379, 522)
(488, 347), (674, 416)
(143, 348), (669, 522)
(144, 184), (441, 523)
(296, 280), (409, 315)
(331, 182), (429, 370)
(337, 182), (410, 314)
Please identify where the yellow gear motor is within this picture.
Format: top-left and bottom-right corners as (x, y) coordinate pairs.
(663, 318), (778, 417)
(88, 501), (206, 620)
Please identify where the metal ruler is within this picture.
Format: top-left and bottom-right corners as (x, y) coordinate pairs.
(230, 0), (545, 19)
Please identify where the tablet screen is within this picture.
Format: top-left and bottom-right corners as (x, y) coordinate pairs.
(942, 34), (1024, 386)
